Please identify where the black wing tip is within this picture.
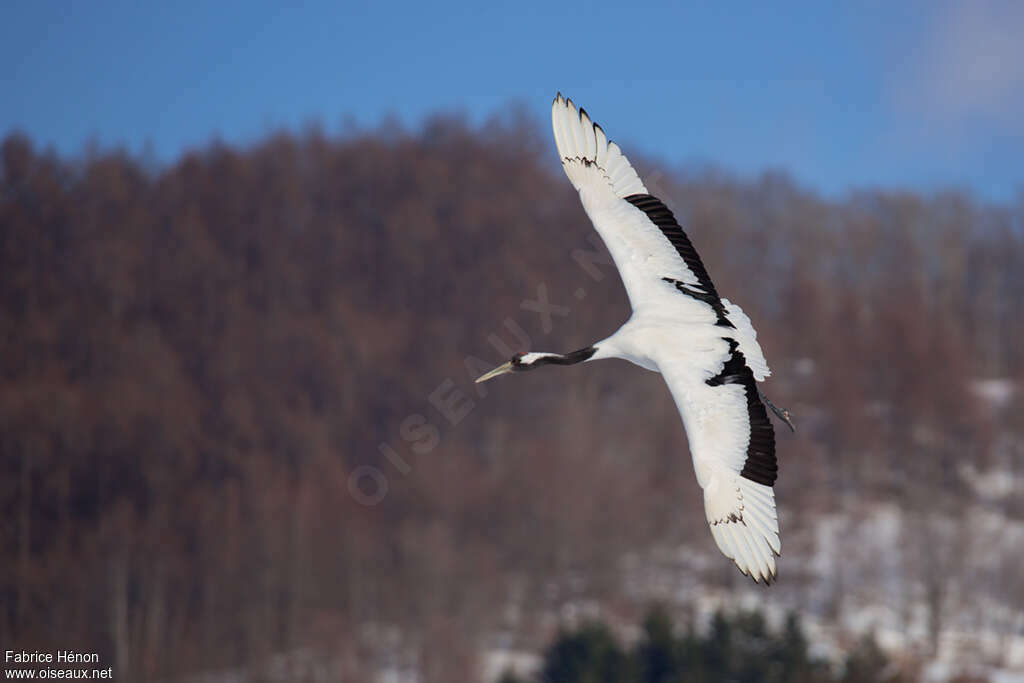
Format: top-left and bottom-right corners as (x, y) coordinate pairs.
(738, 564), (777, 586)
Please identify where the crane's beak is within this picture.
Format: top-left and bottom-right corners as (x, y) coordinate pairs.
(475, 361), (514, 383)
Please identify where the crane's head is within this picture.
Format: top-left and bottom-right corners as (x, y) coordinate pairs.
(475, 347), (598, 382)
(474, 352), (551, 383)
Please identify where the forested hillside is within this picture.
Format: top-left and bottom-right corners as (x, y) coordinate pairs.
(2, 114), (1022, 681)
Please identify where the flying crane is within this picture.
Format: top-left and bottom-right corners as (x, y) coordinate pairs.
(477, 94), (794, 583)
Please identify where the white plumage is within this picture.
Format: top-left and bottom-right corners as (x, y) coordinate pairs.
(478, 94), (788, 584)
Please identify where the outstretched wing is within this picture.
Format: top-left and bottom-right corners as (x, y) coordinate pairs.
(552, 94), (719, 322)
(655, 338), (780, 584)
(552, 94), (766, 350)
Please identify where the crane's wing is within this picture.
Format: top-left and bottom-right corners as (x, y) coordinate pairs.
(655, 338), (780, 583)
(551, 94), (770, 378)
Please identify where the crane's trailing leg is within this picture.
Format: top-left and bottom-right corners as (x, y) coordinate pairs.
(758, 389), (795, 432)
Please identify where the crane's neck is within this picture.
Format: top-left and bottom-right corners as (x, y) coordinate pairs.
(522, 346), (597, 367)
(521, 320), (662, 373)
(590, 324), (660, 372)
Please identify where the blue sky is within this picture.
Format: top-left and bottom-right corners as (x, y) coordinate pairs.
(4, 1), (1023, 201)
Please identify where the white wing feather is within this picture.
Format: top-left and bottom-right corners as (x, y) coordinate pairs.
(722, 299), (771, 381)
(552, 94), (647, 199)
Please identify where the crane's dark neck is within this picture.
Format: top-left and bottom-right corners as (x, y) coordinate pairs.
(530, 346), (597, 367)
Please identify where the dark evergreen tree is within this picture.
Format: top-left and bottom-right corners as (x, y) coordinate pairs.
(540, 622), (633, 683)
(636, 606), (679, 683)
(535, 607), (890, 683)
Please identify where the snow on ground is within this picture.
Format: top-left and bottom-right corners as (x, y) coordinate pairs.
(961, 463), (1018, 501)
(972, 378), (1016, 410)
(177, 470), (1024, 683)
(480, 649), (540, 683)
(611, 500), (1024, 682)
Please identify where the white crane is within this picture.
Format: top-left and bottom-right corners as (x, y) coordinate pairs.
(476, 94), (794, 584)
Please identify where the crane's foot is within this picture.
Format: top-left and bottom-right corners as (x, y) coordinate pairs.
(758, 389), (795, 433)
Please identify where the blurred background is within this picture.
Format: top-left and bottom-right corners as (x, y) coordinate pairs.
(3, 1), (1024, 681)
